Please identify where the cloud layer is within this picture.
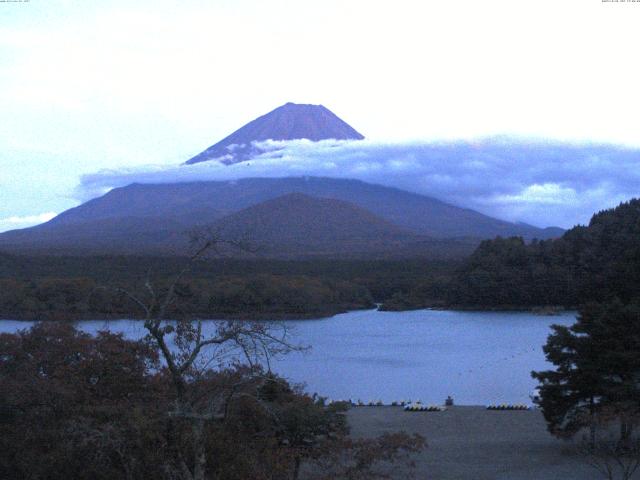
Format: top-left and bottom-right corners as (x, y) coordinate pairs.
(0, 212), (57, 233)
(78, 138), (640, 229)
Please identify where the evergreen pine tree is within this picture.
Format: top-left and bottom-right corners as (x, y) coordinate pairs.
(532, 299), (640, 443)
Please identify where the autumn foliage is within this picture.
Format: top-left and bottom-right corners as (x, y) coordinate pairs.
(0, 323), (424, 479)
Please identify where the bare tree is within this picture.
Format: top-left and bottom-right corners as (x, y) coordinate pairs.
(578, 436), (640, 480)
(120, 233), (303, 480)
(576, 404), (640, 480)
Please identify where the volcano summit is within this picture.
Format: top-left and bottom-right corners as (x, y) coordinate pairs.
(185, 102), (365, 165)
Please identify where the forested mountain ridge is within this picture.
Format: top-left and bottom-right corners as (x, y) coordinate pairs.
(447, 199), (640, 308)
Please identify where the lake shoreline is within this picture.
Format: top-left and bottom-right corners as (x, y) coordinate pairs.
(0, 304), (577, 322)
(381, 303), (574, 315)
(0, 305), (368, 322)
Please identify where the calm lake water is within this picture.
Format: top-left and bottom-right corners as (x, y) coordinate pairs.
(0, 309), (576, 405)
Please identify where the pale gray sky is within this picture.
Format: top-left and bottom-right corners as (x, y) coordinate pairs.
(1, 0), (640, 231)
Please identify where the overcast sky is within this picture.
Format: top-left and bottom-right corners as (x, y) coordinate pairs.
(1, 0), (640, 232)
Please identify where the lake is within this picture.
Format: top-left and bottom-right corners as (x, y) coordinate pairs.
(0, 309), (576, 406)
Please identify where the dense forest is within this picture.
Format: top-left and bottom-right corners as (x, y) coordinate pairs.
(446, 199), (640, 308)
(0, 275), (376, 321)
(0, 255), (457, 320)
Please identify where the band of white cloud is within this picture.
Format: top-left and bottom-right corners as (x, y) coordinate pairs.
(78, 138), (640, 229)
(0, 212), (57, 233)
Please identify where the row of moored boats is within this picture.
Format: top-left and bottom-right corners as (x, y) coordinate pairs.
(319, 399), (532, 411)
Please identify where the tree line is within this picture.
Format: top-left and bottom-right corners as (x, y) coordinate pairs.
(447, 199), (640, 308)
(0, 274), (374, 321)
(0, 254), (458, 319)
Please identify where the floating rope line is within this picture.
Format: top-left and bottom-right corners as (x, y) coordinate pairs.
(319, 345), (541, 409)
(454, 345), (539, 377)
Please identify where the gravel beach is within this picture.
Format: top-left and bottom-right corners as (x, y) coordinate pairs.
(346, 406), (606, 480)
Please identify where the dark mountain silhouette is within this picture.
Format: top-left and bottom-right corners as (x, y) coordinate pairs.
(0, 216), (184, 255)
(0, 191), (477, 258)
(35, 177), (562, 239)
(185, 102), (364, 165)
(0, 177), (562, 257)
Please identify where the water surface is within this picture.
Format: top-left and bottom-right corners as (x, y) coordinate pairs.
(0, 309), (576, 405)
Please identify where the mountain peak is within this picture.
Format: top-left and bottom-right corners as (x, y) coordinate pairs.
(282, 101), (320, 108)
(185, 102), (364, 165)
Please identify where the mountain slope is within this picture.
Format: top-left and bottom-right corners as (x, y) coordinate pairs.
(0, 192), (478, 258)
(39, 177), (562, 239)
(185, 103), (364, 165)
(0, 216), (185, 254)
(211, 192), (421, 256)
(0, 177), (563, 256)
